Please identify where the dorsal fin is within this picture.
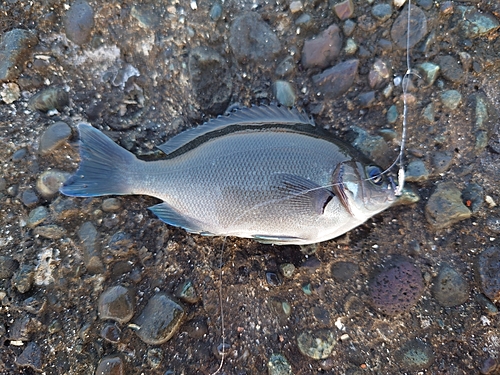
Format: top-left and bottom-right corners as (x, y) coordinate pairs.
(157, 105), (315, 157)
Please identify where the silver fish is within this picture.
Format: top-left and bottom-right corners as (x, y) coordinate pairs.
(61, 105), (396, 245)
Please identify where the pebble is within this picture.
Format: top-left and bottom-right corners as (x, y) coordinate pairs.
(417, 62), (440, 86)
(63, 0), (94, 45)
(295, 13), (313, 29)
(425, 182), (471, 230)
(1, 82), (21, 104)
(29, 87), (69, 113)
(275, 56), (295, 77)
(404, 160), (429, 182)
(279, 263), (296, 278)
(437, 55), (464, 83)
(12, 265), (35, 293)
(33, 225), (66, 239)
(100, 323), (121, 343)
(387, 105), (398, 124)
(343, 19), (356, 36)
(312, 59), (359, 99)
(39, 122), (72, 155)
(273, 80), (296, 107)
(134, 293), (184, 345)
(357, 91), (375, 108)
(98, 285), (135, 324)
(12, 148), (27, 161)
(486, 217), (500, 234)
(21, 189), (39, 207)
(461, 183), (483, 213)
(331, 261), (358, 282)
(229, 12), (281, 63)
(368, 259), (424, 315)
(474, 247), (500, 303)
(50, 197), (78, 220)
(334, 0), (354, 20)
(372, 4), (392, 22)
(289, 1), (303, 14)
(395, 339), (434, 370)
(188, 46), (232, 115)
(0, 177), (6, 191)
(391, 5), (427, 49)
(369, 59), (390, 89)
(432, 265), (469, 307)
(431, 151), (454, 173)
(475, 293), (498, 316)
(266, 271), (281, 286)
(440, 90), (462, 110)
(423, 102), (435, 123)
(36, 170), (71, 200)
(460, 7), (500, 39)
(78, 222), (104, 274)
(95, 355), (125, 375)
(0, 29), (38, 82)
(147, 348), (163, 369)
(344, 38), (357, 55)
(480, 357), (499, 375)
(268, 353), (293, 375)
(301, 24), (342, 69)
(0, 255), (19, 279)
(210, 2), (223, 21)
(175, 280), (199, 304)
(15, 341), (42, 371)
(102, 198), (121, 212)
(297, 329), (336, 359)
(348, 126), (391, 166)
(417, 0), (432, 10)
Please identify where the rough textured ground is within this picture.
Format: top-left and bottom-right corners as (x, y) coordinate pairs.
(1, 0), (500, 374)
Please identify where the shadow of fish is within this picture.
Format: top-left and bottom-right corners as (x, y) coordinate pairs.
(60, 105), (396, 245)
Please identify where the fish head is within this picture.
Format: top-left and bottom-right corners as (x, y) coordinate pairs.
(332, 161), (397, 219)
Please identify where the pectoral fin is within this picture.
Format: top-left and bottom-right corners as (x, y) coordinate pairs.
(149, 203), (210, 234)
(271, 173), (335, 215)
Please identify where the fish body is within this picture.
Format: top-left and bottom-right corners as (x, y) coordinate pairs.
(61, 105), (396, 245)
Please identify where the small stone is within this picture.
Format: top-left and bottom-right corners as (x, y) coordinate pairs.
(12, 265), (35, 293)
(95, 355), (125, 375)
(39, 122), (72, 155)
(273, 81), (296, 107)
(405, 159), (429, 182)
(387, 105), (398, 124)
(369, 59), (391, 89)
(475, 94), (489, 131)
(98, 285), (135, 324)
(147, 348), (163, 369)
(21, 189), (39, 207)
(279, 263), (296, 278)
(440, 90), (462, 110)
(394, 0), (407, 7)
(33, 225), (66, 239)
(431, 151), (454, 173)
(347, 126), (391, 166)
(11, 148), (27, 161)
(461, 7), (499, 39)
(475, 294), (498, 316)
(295, 13), (312, 28)
(372, 4), (392, 22)
(432, 265), (469, 307)
(134, 293), (184, 345)
(425, 182), (471, 230)
(100, 323), (121, 343)
(189, 46), (232, 115)
(0, 29), (38, 82)
(486, 217), (500, 234)
(28, 87), (69, 112)
(480, 357), (499, 375)
(417, 62), (440, 86)
(175, 280), (199, 304)
(312, 59), (359, 99)
(63, 0), (95, 45)
(1, 82), (21, 104)
(78, 222), (104, 274)
(343, 19), (356, 36)
(0, 256), (18, 279)
(395, 339), (434, 370)
(334, 0), (354, 21)
(36, 170), (70, 200)
(275, 56), (295, 77)
(357, 91), (376, 108)
(461, 183), (483, 213)
(229, 12), (281, 63)
(209, 3), (223, 21)
(301, 24), (342, 69)
(0, 177), (6, 191)
(331, 261), (358, 282)
(102, 198), (121, 212)
(344, 38), (357, 55)
(417, 0), (432, 10)
(289, 1), (303, 13)
(391, 4), (427, 49)
(368, 259), (424, 315)
(297, 329), (336, 360)
(15, 342), (42, 371)
(437, 55), (464, 83)
(268, 353), (293, 375)
(423, 102), (435, 123)
(50, 197), (78, 220)
(475, 247), (500, 303)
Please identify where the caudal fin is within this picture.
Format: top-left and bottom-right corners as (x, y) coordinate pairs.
(60, 123), (138, 197)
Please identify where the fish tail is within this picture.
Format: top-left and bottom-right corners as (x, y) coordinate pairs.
(60, 123), (138, 197)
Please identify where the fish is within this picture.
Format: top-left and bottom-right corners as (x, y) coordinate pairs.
(60, 105), (397, 245)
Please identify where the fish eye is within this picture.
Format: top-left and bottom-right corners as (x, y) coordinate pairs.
(366, 165), (383, 185)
